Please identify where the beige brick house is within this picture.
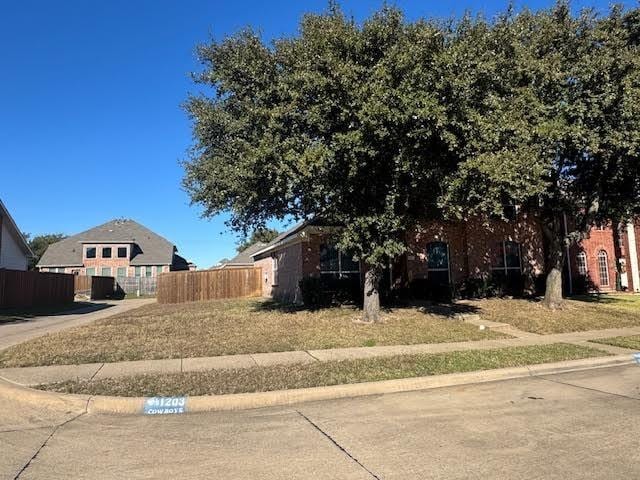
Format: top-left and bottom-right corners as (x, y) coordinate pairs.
(37, 219), (189, 277)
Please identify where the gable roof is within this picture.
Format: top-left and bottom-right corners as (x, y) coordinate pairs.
(0, 198), (33, 257)
(215, 242), (266, 269)
(251, 221), (310, 258)
(37, 219), (178, 267)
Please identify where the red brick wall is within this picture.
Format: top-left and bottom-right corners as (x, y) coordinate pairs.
(405, 222), (467, 283)
(254, 256), (273, 297)
(405, 213), (544, 287)
(570, 226), (618, 292)
(254, 241), (304, 303)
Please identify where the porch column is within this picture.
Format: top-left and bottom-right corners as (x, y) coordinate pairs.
(626, 222), (640, 292)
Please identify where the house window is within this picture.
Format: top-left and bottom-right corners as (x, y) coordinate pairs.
(102, 247), (112, 258)
(117, 267), (126, 277)
(101, 267), (111, 276)
(135, 266), (141, 277)
(576, 252), (587, 275)
(426, 241), (450, 284)
(85, 247), (96, 259)
(156, 266), (163, 275)
(117, 247), (128, 258)
(492, 241), (522, 274)
(86, 267), (95, 276)
(597, 250), (610, 287)
(319, 244), (360, 280)
(145, 266), (152, 277)
(272, 256), (279, 285)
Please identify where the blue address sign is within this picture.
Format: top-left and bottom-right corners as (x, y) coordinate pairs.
(143, 396), (187, 415)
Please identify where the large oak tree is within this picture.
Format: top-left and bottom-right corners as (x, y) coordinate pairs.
(184, 6), (462, 322)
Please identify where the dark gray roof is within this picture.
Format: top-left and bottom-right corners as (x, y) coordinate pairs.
(251, 221), (310, 258)
(37, 219), (178, 267)
(216, 242), (266, 268)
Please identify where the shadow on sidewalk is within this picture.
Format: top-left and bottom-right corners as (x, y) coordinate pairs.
(0, 302), (113, 325)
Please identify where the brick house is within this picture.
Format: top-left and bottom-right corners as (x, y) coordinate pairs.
(253, 214), (638, 304)
(37, 219), (189, 277)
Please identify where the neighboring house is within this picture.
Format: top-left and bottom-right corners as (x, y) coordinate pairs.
(253, 215), (640, 304)
(0, 199), (33, 270)
(213, 242), (266, 269)
(37, 219), (189, 277)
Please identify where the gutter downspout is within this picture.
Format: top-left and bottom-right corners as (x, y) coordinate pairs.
(563, 213), (573, 295)
(626, 223), (640, 292)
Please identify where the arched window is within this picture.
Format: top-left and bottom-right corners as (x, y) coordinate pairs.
(576, 252), (587, 275)
(426, 241), (450, 284)
(597, 250), (609, 287)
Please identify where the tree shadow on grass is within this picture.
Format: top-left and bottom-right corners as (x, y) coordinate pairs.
(250, 299), (365, 314)
(251, 298), (480, 318)
(397, 300), (481, 318)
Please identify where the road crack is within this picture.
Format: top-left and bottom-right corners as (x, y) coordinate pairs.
(535, 376), (640, 402)
(13, 397), (92, 479)
(296, 410), (381, 479)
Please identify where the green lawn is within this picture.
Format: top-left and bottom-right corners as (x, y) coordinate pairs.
(468, 295), (640, 334)
(591, 334), (640, 351)
(0, 298), (507, 368)
(38, 343), (608, 397)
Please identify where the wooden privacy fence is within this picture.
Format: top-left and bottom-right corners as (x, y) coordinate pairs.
(157, 268), (262, 304)
(74, 275), (115, 300)
(0, 269), (74, 308)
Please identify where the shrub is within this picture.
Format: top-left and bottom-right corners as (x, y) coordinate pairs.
(409, 278), (453, 303)
(299, 275), (361, 308)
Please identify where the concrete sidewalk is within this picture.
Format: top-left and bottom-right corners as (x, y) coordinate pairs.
(2, 322), (639, 386)
(0, 298), (155, 351)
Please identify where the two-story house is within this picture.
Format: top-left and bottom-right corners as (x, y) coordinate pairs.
(37, 219), (189, 277)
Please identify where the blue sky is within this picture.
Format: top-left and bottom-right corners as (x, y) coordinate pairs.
(1, 0), (628, 268)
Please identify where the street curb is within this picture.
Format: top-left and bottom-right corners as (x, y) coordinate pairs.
(0, 354), (635, 416)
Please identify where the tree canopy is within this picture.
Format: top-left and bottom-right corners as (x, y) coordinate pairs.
(184, 2), (640, 318)
(236, 227), (280, 252)
(441, 4), (640, 306)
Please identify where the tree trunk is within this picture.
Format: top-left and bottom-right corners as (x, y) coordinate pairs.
(542, 212), (565, 309)
(362, 268), (381, 323)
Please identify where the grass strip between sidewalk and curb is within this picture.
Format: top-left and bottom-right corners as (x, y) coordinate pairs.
(36, 343), (609, 397)
(591, 334), (640, 351)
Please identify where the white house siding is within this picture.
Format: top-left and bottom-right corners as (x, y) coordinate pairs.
(0, 221), (28, 270)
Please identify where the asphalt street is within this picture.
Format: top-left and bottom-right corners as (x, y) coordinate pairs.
(2, 364), (639, 479)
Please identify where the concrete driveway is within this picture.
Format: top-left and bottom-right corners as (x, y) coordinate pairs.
(2, 363), (639, 479)
(0, 299), (155, 350)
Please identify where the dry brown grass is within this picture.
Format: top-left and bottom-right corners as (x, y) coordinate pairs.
(39, 343), (608, 397)
(467, 295), (640, 334)
(0, 298), (506, 367)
